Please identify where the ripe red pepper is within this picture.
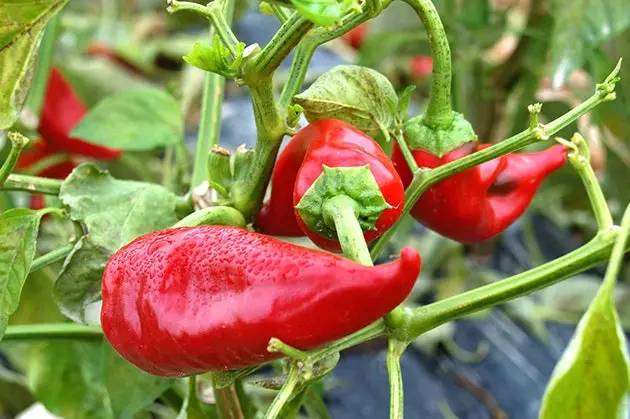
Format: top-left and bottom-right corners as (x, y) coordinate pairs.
(253, 130), (311, 237)
(101, 226), (421, 376)
(392, 142), (567, 242)
(293, 119), (405, 252)
(38, 68), (122, 160)
(342, 23), (369, 50)
(16, 140), (77, 209)
(409, 55), (433, 81)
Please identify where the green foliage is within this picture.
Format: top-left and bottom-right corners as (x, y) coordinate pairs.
(71, 88), (183, 151)
(288, 0), (360, 27)
(183, 36), (245, 79)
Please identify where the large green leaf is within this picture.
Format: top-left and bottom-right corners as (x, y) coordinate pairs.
(549, 0), (630, 88)
(0, 0), (68, 129)
(70, 88), (182, 151)
(0, 209), (46, 341)
(53, 236), (110, 324)
(28, 342), (114, 419)
(59, 163), (178, 252)
(102, 343), (174, 419)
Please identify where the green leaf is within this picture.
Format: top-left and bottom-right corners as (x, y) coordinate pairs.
(0, 0), (68, 129)
(0, 209), (46, 340)
(53, 236), (111, 324)
(295, 65), (398, 139)
(70, 88), (183, 151)
(549, 0), (630, 88)
(287, 0), (360, 27)
(539, 281), (630, 417)
(28, 342), (114, 419)
(102, 342), (174, 419)
(59, 163), (179, 252)
(183, 36), (245, 78)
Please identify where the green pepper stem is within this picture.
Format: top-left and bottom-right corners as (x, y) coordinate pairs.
(30, 244), (74, 273)
(214, 380), (246, 419)
(401, 0), (454, 129)
(0, 174), (61, 195)
(269, 4), (292, 23)
(190, 0), (234, 189)
(0, 133), (30, 185)
(387, 339), (407, 419)
(602, 204), (630, 293)
(562, 133), (613, 231)
(370, 61), (621, 261)
(323, 195), (373, 267)
(2, 323), (102, 341)
(263, 366), (300, 419)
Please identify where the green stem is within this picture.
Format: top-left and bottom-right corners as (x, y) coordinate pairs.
(307, 319), (386, 364)
(387, 339), (407, 419)
(214, 381), (246, 419)
(602, 203), (630, 292)
(322, 195), (373, 266)
(565, 133), (613, 230)
(400, 228), (623, 340)
(370, 64), (621, 260)
(167, 0), (239, 55)
(263, 367), (300, 419)
(30, 244), (74, 273)
(0, 133), (30, 184)
(400, 0), (454, 129)
(190, 0), (235, 189)
(0, 174), (61, 195)
(1, 324), (102, 342)
(26, 13), (62, 115)
(278, 0), (388, 108)
(23, 153), (71, 176)
(270, 4), (292, 23)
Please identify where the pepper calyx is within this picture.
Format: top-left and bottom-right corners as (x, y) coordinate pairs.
(295, 165), (390, 241)
(403, 112), (476, 158)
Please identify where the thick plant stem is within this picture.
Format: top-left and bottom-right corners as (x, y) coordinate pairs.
(401, 0), (454, 129)
(370, 63), (621, 260)
(2, 324), (102, 341)
(323, 195), (373, 266)
(190, 0), (235, 189)
(214, 380), (246, 419)
(0, 174), (61, 195)
(0, 133), (30, 184)
(399, 228), (625, 340)
(387, 339), (407, 419)
(30, 244), (74, 273)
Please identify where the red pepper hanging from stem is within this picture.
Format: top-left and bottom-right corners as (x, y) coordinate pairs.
(101, 225), (421, 377)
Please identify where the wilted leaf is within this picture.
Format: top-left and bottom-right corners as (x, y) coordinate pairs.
(59, 164), (178, 252)
(0, 0), (69, 128)
(71, 88), (183, 151)
(53, 236), (111, 324)
(295, 65), (398, 138)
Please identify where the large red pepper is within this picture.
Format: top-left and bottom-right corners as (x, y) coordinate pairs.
(38, 68), (122, 160)
(293, 119), (405, 252)
(392, 142), (567, 242)
(101, 225), (421, 376)
(253, 130), (311, 237)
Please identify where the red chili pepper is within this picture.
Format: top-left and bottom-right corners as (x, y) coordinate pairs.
(292, 119), (405, 252)
(38, 68), (122, 160)
(16, 140), (77, 209)
(253, 130), (311, 237)
(392, 142), (567, 242)
(342, 23), (369, 50)
(101, 225), (421, 376)
(409, 55), (433, 81)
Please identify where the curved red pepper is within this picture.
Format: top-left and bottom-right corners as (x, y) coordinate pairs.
(253, 130), (311, 237)
(38, 68), (122, 160)
(392, 143), (567, 242)
(101, 226), (421, 376)
(293, 119), (405, 252)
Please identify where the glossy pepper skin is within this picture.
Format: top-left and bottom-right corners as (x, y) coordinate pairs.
(101, 226), (421, 377)
(38, 68), (122, 160)
(253, 129), (311, 237)
(292, 119), (405, 252)
(392, 142), (567, 242)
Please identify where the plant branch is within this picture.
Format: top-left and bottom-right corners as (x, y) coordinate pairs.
(370, 61), (622, 260)
(2, 324), (102, 342)
(0, 174), (61, 195)
(30, 244), (74, 273)
(0, 133), (30, 185)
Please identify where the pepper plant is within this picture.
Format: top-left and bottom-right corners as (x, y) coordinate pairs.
(1, 0), (629, 418)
